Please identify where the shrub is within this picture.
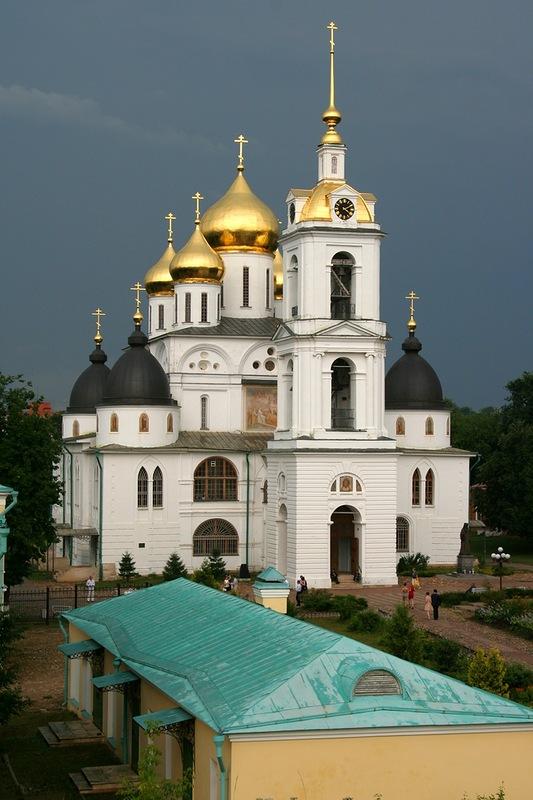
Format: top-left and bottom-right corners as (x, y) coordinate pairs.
(467, 648), (508, 696)
(439, 592), (472, 608)
(333, 595), (368, 620)
(191, 560), (219, 589)
(207, 549), (227, 581)
(300, 589), (335, 612)
(347, 609), (383, 633)
(504, 662), (533, 691)
(424, 636), (466, 676)
(381, 605), (423, 662)
(396, 553), (430, 575)
(162, 552), (187, 581)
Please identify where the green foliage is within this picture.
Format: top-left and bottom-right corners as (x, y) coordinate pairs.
(0, 612), (27, 724)
(300, 589), (334, 612)
(192, 559), (219, 588)
(396, 553), (429, 575)
(504, 661), (533, 691)
(162, 552), (188, 581)
(439, 591), (474, 607)
(467, 648), (509, 697)
(207, 549), (226, 581)
(382, 605), (423, 662)
(462, 788), (506, 800)
(332, 594), (368, 620)
(423, 636), (466, 676)
(118, 723), (191, 799)
(475, 597), (533, 640)
(449, 401), (502, 484)
(0, 374), (62, 586)
(118, 551), (137, 583)
(347, 609), (383, 633)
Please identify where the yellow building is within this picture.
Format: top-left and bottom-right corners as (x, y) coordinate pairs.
(60, 573), (533, 800)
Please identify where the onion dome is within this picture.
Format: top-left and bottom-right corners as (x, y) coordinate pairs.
(273, 249), (283, 300)
(201, 138), (279, 254)
(170, 193), (224, 285)
(68, 311), (110, 412)
(144, 213), (176, 296)
(101, 307), (175, 407)
(385, 309), (445, 411)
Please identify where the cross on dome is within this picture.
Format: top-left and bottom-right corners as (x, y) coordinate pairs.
(91, 307), (105, 345)
(192, 192), (204, 224)
(165, 211), (176, 243)
(234, 134), (248, 172)
(130, 281), (146, 327)
(322, 21), (342, 144)
(405, 290), (420, 333)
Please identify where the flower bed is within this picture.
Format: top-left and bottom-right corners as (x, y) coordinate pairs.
(475, 598), (533, 640)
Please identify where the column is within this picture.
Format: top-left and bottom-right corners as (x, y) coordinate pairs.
(365, 354), (375, 432)
(354, 371), (366, 431)
(354, 266), (363, 319)
(312, 352), (324, 433)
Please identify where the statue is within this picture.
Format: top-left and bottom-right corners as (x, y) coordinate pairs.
(457, 522), (475, 573)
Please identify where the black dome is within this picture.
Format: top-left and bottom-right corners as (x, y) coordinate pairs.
(385, 332), (445, 410)
(101, 327), (175, 406)
(68, 345), (110, 413)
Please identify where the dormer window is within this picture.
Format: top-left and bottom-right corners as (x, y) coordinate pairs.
(353, 670), (401, 697)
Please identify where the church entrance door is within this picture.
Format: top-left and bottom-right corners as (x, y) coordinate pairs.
(330, 505), (360, 576)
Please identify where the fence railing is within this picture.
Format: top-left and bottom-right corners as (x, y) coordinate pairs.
(7, 584), (154, 623)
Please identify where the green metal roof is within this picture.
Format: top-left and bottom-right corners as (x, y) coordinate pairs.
(63, 579), (533, 735)
(58, 639), (101, 658)
(255, 566), (288, 584)
(93, 671), (138, 690)
(134, 708), (192, 731)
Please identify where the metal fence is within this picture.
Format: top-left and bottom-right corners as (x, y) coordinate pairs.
(7, 583), (155, 623)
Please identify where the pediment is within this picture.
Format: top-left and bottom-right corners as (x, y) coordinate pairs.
(315, 320), (382, 338)
(272, 322), (295, 341)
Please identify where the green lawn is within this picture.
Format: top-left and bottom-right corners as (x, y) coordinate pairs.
(470, 534), (533, 565)
(0, 709), (120, 800)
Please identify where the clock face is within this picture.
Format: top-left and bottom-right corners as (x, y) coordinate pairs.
(289, 202), (295, 224)
(334, 197), (355, 221)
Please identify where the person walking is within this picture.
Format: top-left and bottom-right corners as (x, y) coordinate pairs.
(401, 581), (408, 605)
(408, 583), (415, 610)
(299, 575), (308, 593)
(424, 591), (432, 619)
(86, 575), (95, 603)
(295, 579), (302, 607)
(431, 588), (441, 620)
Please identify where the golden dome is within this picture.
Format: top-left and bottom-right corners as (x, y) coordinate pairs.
(300, 182), (375, 224)
(273, 249), (283, 300)
(170, 223), (224, 285)
(144, 242), (176, 296)
(200, 171), (280, 254)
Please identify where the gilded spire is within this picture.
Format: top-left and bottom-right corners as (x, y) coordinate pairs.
(165, 211), (176, 243)
(192, 191), (204, 224)
(321, 21), (343, 144)
(130, 281), (146, 328)
(405, 290), (420, 334)
(234, 133), (248, 172)
(91, 307), (105, 346)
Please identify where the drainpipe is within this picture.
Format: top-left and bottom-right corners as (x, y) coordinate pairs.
(95, 452), (104, 582)
(63, 443), (74, 529)
(58, 617), (69, 707)
(239, 452), (251, 579)
(213, 735), (227, 800)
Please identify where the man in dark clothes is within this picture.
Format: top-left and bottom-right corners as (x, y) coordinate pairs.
(431, 588), (441, 620)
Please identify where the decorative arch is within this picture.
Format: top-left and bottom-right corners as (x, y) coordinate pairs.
(425, 469), (434, 506)
(139, 413), (149, 433)
(396, 416), (405, 436)
(396, 516), (409, 552)
(193, 519), (239, 557)
(72, 419), (80, 437)
(330, 474), (364, 495)
(412, 469), (421, 506)
(193, 457), (238, 502)
(110, 413), (119, 433)
(177, 343), (231, 374)
(425, 416), (434, 435)
(137, 467), (148, 508)
(152, 466), (163, 508)
(166, 413), (173, 433)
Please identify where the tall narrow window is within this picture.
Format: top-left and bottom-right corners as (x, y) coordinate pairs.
(221, 283), (224, 308)
(166, 413), (173, 433)
(242, 266), (250, 307)
(185, 293), (192, 323)
(72, 420), (80, 437)
(425, 416), (434, 435)
(149, 306), (152, 334)
(200, 395), (209, 430)
(217, 294), (220, 321)
(152, 467), (163, 508)
(201, 292), (208, 322)
(425, 469), (434, 506)
(158, 304), (164, 329)
(137, 467), (148, 508)
(396, 517), (409, 552)
(139, 413), (149, 433)
(110, 413), (119, 433)
(446, 416), (450, 436)
(265, 268), (271, 308)
(396, 417), (405, 435)
(174, 294), (178, 324)
(412, 469), (421, 506)
(331, 155), (338, 175)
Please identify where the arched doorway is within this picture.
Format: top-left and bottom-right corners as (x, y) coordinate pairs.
(330, 505), (361, 576)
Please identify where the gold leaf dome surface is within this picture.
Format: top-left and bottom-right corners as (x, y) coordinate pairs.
(144, 242), (176, 296)
(170, 224), (224, 285)
(300, 181), (374, 224)
(200, 172), (280, 254)
(273, 249), (283, 300)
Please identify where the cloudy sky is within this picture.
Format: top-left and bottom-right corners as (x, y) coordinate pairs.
(1, 0), (532, 410)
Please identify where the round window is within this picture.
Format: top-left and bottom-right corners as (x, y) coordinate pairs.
(199, 360), (209, 371)
(253, 361), (260, 369)
(267, 347), (275, 355)
(264, 359), (276, 371)
(189, 363), (195, 369)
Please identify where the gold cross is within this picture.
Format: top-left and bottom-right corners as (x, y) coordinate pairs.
(192, 192), (204, 224)
(130, 281), (146, 326)
(327, 20), (338, 53)
(234, 133), (248, 172)
(165, 211), (176, 242)
(405, 290), (420, 331)
(91, 307), (105, 345)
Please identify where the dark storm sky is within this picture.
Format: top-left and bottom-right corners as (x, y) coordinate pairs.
(1, 1), (532, 410)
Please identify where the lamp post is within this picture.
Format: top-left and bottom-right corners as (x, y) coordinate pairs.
(491, 545), (511, 592)
(0, 484), (19, 611)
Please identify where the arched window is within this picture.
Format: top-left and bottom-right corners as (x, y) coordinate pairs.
(353, 670), (401, 697)
(446, 416), (450, 436)
(425, 416), (434, 435)
(278, 472), (286, 494)
(72, 419), (80, 437)
(425, 469), (434, 506)
(200, 396), (209, 430)
(412, 469), (421, 506)
(152, 467), (163, 508)
(193, 519), (239, 556)
(331, 155), (338, 175)
(396, 517), (409, 552)
(137, 467), (148, 508)
(331, 358), (354, 429)
(158, 304), (164, 329)
(242, 266), (250, 307)
(110, 413), (119, 433)
(330, 251), (355, 320)
(166, 413), (173, 433)
(261, 480), (268, 504)
(139, 413), (149, 433)
(194, 458), (237, 502)
(396, 417), (405, 436)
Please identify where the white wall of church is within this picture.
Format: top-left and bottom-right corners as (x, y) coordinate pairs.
(96, 406), (179, 448)
(63, 413), (96, 438)
(385, 409), (450, 449)
(216, 251), (274, 318)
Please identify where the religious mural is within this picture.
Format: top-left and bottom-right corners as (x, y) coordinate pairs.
(244, 386), (277, 431)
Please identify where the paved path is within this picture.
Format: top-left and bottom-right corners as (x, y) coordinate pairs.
(328, 571), (533, 668)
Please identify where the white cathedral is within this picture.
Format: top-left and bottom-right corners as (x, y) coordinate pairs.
(56, 25), (470, 587)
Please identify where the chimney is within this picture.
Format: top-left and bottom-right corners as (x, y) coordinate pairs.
(252, 566), (290, 614)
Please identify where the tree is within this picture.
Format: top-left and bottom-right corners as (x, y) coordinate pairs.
(448, 400), (501, 484)
(118, 722), (191, 799)
(192, 559), (218, 589)
(162, 553), (187, 581)
(207, 549), (226, 581)
(119, 551), (137, 584)
(0, 374), (62, 587)
(382, 605), (423, 663)
(0, 612), (27, 724)
(467, 647), (509, 697)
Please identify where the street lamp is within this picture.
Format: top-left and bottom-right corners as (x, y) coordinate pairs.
(0, 484), (19, 611)
(491, 545), (511, 592)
